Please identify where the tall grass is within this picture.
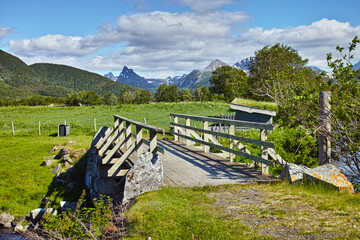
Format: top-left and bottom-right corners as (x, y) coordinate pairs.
(0, 102), (231, 136)
(231, 98), (278, 111)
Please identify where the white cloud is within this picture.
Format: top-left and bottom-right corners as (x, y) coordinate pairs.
(0, 26), (15, 40)
(9, 34), (98, 57)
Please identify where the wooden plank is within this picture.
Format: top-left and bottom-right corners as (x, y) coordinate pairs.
(131, 132), (165, 154)
(171, 131), (275, 167)
(109, 169), (129, 178)
(136, 125), (143, 158)
(170, 122), (275, 148)
(98, 128), (124, 156)
(208, 134), (221, 146)
(102, 135), (130, 164)
(203, 121), (209, 153)
(170, 113), (273, 130)
(95, 127), (113, 149)
(229, 125), (235, 162)
(234, 140), (251, 154)
(260, 129), (269, 174)
(268, 148), (287, 167)
(114, 115), (164, 132)
(108, 142), (136, 176)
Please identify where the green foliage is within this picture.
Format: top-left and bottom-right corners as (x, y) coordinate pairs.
(65, 90), (101, 106)
(102, 93), (118, 106)
(231, 97), (278, 111)
(41, 194), (112, 239)
(179, 88), (193, 102)
(210, 66), (248, 102)
(194, 85), (210, 102)
(154, 83), (179, 102)
(30, 63), (139, 97)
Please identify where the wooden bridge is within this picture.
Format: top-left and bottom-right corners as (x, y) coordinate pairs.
(87, 113), (286, 197)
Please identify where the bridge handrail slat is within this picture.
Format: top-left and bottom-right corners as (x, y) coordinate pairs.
(114, 115), (164, 132)
(170, 113), (273, 130)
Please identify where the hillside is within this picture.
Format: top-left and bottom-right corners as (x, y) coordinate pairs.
(0, 50), (72, 99)
(31, 63), (140, 97)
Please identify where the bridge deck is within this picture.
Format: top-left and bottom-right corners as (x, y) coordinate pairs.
(158, 140), (276, 187)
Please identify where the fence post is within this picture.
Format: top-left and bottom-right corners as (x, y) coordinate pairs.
(39, 121), (41, 135)
(260, 129), (269, 174)
(185, 118), (191, 146)
(229, 125), (235, 162)
(94, 118), (97, 133)
(12, 121), (15, 136)
(203, 121), (209, 153)
(174, 116), (179, 141)
(319, 91), (331, 165)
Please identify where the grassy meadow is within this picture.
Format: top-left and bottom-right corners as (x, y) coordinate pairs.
(0, 102), (231, 216)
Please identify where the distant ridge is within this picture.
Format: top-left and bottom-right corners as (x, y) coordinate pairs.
(0, 49), (139, 100)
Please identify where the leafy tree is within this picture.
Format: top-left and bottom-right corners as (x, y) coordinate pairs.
(134, 90), (152, 104)
(102, 93), (118, 106)
(249, 43), (318, 125)
(194, 86), (210, 102)
(155, 83), (179, 102)
(179, 88), (193, 102)
(209, 66), (248, 102)
(119, 90), (134, 104)
(79, 90), (101, 105)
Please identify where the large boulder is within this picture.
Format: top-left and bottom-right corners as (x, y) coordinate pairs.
(122, 152), (163, 203)
(303, 164), (354, 192)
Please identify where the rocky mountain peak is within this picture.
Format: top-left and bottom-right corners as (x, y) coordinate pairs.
(204, 59), (228, 72)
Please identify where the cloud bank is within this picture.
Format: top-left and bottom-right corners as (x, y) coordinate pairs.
(7, 10), (360, 78)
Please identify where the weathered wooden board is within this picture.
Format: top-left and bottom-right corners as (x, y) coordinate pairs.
(159, 140), (276, 187)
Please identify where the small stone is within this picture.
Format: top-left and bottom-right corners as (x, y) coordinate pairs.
(63, 154), (73, 163)
(52, 164), (61, 174)
(49, 145), (59, 153)
(41, 160), (53, 166)
(55, 148), (71, 159)
(0, 212), (15, 228)
(60, 201), (78, 211)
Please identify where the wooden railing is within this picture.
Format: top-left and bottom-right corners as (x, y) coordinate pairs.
(170, 113), (286, 174)
(94, 115), (165, 178)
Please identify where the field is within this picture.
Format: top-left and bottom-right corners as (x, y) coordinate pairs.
(0, 102), (231, 136)
(0, 102), (231, 215)
(1, 102), (360, 239)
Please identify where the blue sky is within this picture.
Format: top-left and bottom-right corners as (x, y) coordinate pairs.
(1, 0), (359, 78)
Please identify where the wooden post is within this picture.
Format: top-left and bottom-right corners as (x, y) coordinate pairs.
(174, 116), (179, 141)
(38, 121), (41, 135)
(229, 125), (235, 162)
(144, 118), (149, 135)
(186, 118), (191, 146)
(203, 121), (209, 153)
(319, 91), (331, 165)
(125, 121), (132, 149)
(92, 118), (96, 132)
(149, 130), (157, 156)
(136, 125), (143, 158)
(260, 129), (269, 174)
(12, 121), (15, 136)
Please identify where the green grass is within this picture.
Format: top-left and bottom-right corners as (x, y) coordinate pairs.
(0, 135), (92, 215)
(231, 98), (278, 111)
(0, 102), (230, 136)
(124, 186), (271, 240)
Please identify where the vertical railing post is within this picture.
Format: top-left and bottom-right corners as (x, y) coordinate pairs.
(186, 118), (191, 146)
(125, 121), (132, 149)
(203, 121), (209, 153)
(319, 91), (331, 165)
(229, 124), (235, 162)
(260, 129), (269, 174)
(174, 116), (179, 141)
(149, 130), (157, 156)
(136, 125), (143, 158)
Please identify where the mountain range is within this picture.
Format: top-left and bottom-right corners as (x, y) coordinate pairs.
(0, 50), (139, 100)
